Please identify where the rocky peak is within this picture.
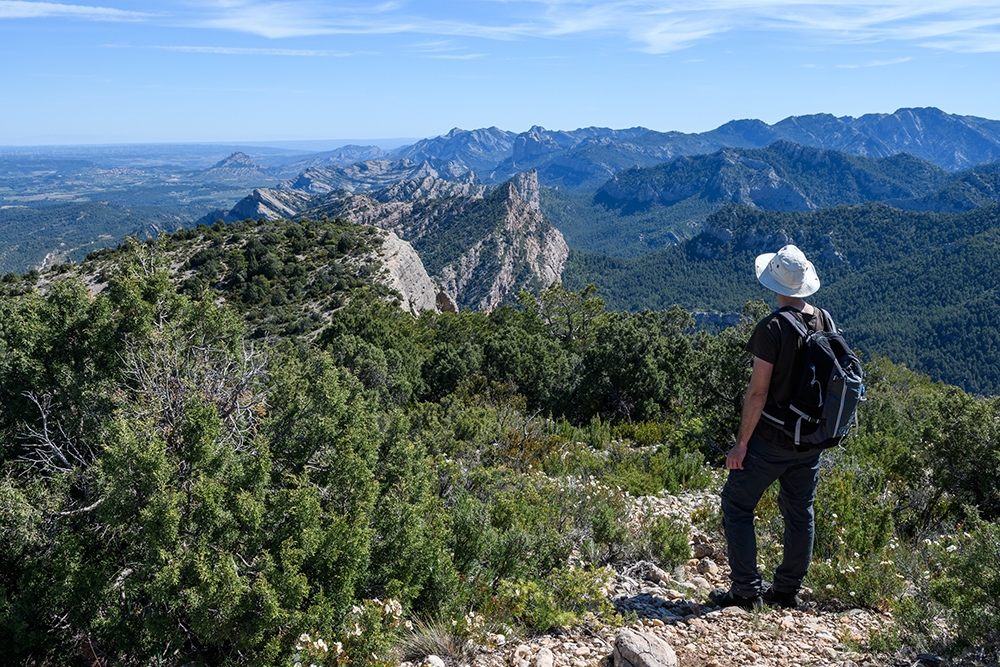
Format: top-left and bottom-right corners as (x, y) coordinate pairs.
(438, 171), (568, 312)
(504, 170), (542, 212)
(512, 130), (562, 164)
(212, 151), (261, 169)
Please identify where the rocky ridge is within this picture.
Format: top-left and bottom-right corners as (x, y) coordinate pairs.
(390, 108), (1000, 190)
(227, 188), (314, 221)
(595, 143), (952, 214)
(219, 170), (567, 312)
(279, 158), (471, 195)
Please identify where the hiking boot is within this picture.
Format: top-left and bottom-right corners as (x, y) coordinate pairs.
(763, 587), (801, 608)
(708, 588), (763, 611)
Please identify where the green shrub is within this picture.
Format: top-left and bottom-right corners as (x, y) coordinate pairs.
(808, 461), (901, 608)
(288, 598), (407, 667)
(894, 518), (1000, 661)
(492, 566), (616, 632)
(646, 515), (692, 568)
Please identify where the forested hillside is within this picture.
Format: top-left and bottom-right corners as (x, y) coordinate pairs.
(0, 202), (189, 273)
(1, 218), (999, 666)
(595, 142), (953, 213)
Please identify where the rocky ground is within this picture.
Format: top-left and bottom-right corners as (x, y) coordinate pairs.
(406, 489), (902, 667)
(465, 565), (894, 667)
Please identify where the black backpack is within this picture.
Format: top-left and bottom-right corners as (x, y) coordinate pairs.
(760, 308), (865, 450)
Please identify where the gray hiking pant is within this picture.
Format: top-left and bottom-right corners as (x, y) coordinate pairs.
(720, 434), (822, 597)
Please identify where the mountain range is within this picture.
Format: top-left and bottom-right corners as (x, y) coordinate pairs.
(6, 106), (1000, 394)
(382, 107), (1000, 189)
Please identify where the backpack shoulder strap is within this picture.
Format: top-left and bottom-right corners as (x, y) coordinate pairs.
(819, 308), (838, 333)
(776, 308), (810, 340)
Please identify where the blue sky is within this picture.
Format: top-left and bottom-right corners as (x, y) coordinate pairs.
(2, 0), (1000, 145)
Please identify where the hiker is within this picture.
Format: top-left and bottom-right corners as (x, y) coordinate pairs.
(710, 244), (837, 610)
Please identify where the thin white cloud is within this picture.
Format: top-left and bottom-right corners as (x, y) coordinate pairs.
(466, 0), (1000, 53)
(155, 45), (370, 56)
(0, 0), (147, 20)
(8, 0), (1000, 56)
(837, 56), (913, 68)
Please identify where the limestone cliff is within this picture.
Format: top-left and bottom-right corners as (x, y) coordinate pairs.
(377, 231), (442, 315)
(278, 158), (469, 195)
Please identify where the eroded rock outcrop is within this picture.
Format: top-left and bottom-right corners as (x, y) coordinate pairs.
(378, 231), (441, 315)
(309, 171), (567, 312)
(437, 171), (568, 312)
(215, 169), (565, 313)
(228, 188), (314, 221)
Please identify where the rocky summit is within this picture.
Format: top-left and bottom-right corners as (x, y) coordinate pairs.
(216, 169), (567, 312)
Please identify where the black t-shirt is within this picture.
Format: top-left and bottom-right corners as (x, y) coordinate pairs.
(746, 306), (830, 448)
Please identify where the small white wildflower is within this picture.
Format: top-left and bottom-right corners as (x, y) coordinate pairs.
(946, 545), (958, 552)
(850, 591), (856, 597)
(299, 634), (311, 643)
(923, 539), (932, 546)
(826, 584), (834, 590)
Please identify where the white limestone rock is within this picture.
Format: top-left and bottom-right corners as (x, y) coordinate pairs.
(378, 231), (440, 314)
(613, 629), (678, 667)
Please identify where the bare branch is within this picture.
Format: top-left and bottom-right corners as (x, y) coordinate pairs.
(57, 498), (105, 516)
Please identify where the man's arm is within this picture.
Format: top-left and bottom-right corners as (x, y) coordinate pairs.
(726, 356), (773, 470)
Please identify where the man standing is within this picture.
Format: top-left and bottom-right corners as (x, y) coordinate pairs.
(710, 244), (829, 610)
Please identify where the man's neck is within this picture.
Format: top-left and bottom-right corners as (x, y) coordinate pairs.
(776, 294), (811, 313)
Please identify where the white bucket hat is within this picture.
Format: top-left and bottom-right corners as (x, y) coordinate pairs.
(755, 245), (820, 297)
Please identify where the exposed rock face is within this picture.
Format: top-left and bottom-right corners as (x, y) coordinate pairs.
(437, 171), (569, 312)
(306, 183), (481, 243)
(227, 188), (313, 221)
(705, 151), (814, 212)
(305, 171), (566, 312)
(377, 231), (440, 315)
(278, 158), (470, 195)
(613, 629), (678, 667)
(373, 173), (486, 202)
(216, 169), (566, 313)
